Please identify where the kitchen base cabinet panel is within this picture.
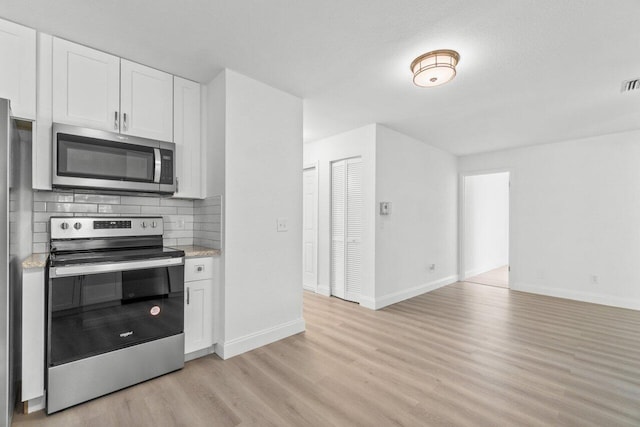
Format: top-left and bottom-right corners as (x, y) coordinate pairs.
(21, 267), (45, 411)
(184, 256), (217, 356)
(185, 278), (213, 354)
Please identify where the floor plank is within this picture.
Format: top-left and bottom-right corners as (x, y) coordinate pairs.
(466, 265), (509, 288)
(13, 282), (640, 426)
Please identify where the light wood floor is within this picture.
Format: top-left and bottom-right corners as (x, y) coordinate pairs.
(13, 282), (640, 426)
(466, 265), (509, 288)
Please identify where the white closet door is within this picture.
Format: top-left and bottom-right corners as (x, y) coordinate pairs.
(302, 167), (318, 291)
(331, 157), (362, 303)
(331, 161), (346, 299)
(345, 159), (363, 301)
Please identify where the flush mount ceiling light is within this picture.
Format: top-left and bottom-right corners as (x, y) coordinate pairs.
(410, 49), (460, 88)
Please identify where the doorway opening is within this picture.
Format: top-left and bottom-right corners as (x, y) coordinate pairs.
(462, 171), (510, 289)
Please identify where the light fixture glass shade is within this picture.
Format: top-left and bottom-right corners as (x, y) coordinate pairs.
(411, 49), (460, 87)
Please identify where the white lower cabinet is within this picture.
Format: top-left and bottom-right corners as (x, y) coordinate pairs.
(184, 257), (217, 355)
(22, 267), (46, 412)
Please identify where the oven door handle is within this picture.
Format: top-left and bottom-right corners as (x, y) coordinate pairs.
(50, 257), (184, 278)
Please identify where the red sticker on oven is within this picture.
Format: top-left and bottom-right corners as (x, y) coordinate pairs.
(150, 306), (161, 316)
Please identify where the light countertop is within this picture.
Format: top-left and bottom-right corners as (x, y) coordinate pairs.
(171, 245), (221, 258)
(22, 253), (48, 269)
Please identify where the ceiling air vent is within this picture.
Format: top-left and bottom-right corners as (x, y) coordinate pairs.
(621, 78), (640, 93)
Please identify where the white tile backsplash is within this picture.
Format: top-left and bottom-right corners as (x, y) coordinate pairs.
(47, 202), (98, 213)
(193, 195), (222, 249)
(120, 195), (160, 206)
(74, 194), (121, 204)
(98, 204), (142, 214)
(32, 191), (223, 254)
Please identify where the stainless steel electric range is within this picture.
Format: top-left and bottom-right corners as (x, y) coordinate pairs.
(46, 216), (185, 414)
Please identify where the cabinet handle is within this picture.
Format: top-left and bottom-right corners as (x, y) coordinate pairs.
(123, 113), (128, 131)
(186, 287), (190, 305)
(176, 177), (179, 193)
(114, 111), (119, 130)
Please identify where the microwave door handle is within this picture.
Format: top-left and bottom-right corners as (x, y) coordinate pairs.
(154, 148), (161, 183)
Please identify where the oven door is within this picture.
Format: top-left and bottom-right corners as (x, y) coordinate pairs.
(47, 261), (184, 367)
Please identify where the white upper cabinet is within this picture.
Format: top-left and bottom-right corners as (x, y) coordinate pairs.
(52, 38), (174, 141)
(120, 59), (173, 141)
(0, 18), (36, 120)
(173, 77), (202, 198)
(52, 37), (120, 131)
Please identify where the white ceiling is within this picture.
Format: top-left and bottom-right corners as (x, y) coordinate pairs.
(1, 1), (639, 155)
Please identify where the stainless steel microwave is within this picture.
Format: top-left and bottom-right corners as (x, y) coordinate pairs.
(52, 123), (176, 194)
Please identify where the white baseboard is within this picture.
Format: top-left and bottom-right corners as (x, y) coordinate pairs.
(184, 346), (215, 362)
(359, 295), (376, 310)
(26, 395), (45, 413)
(302, 284), (317, 292)
(364, 274), (459, 310)
(514, 283), (640, 311)
(317, 284), (331, 296)
(216, 318), (306, 360)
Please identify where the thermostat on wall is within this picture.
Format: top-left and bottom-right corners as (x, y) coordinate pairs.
(380, 202), (392, 215)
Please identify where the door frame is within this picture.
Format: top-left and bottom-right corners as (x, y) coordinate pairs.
(302, 162), (319, 293)
(458, 168), (513, 285)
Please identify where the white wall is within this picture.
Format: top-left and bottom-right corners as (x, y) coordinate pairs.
(374, 125), (458, 308)
(209, 69), (304, 358)
(303, 125), (377, 303)
(463, 172), (509, 278)
(459, 129), (640, 310)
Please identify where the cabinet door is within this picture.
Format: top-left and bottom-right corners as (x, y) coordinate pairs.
(184, 278), (213, 354)
(52, 37), (120, 131)
(22, 268), (45, 401)
(173, 77), (202, 198)
(120, 59), (173, 142)
(0, 18), (36, 120)
(330, 157), (362, 303)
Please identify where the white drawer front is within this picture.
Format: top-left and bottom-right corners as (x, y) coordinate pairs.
(185, 257), (213, 282)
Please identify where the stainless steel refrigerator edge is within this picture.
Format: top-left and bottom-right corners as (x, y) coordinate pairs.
(0, 98), (31, 427)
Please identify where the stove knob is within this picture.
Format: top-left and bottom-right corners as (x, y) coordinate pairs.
(74, 222), (82, 230)
(141, 221), (147, 228)
(151, 221), (157, 228)
(60, 222), (69, 230)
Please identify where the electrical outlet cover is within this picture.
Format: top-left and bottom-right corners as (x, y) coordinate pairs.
(277, 217), (288, 232)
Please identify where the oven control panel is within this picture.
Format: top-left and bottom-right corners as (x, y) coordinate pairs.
(94, 220), (132, 229)
(51, 217), (164, 239)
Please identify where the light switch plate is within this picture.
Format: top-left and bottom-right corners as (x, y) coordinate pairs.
(277, 217), (288, 232)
